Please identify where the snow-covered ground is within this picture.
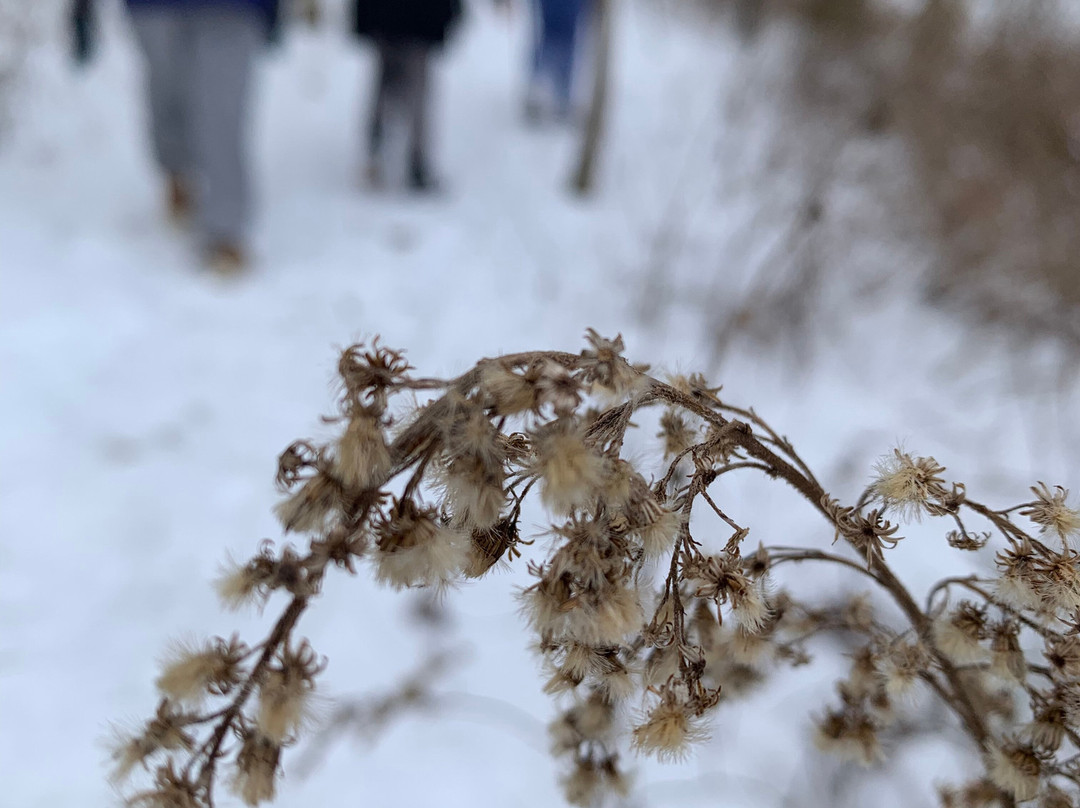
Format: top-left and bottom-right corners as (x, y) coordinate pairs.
(3, 2), (1080, 807)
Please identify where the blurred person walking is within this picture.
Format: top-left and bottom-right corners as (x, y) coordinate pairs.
(352, 0), (463, 192)
(525, 0), (590, 123)
(70, 0), (279, 273)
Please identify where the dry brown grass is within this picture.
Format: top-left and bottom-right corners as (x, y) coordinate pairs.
(895, 2), (1080, 346)
(681, 0), (1080, 361)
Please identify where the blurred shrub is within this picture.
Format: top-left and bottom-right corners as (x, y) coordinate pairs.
(667, 0), (1080, 361)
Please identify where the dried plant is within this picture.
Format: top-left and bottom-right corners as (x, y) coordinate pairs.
(895, 1), (1080, 350)
(112, 331), (1080, 807)
(656, 0), (1080, 371)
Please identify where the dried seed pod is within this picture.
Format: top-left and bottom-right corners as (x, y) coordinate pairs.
(987, 740), (1044, 802)
(632, 687), (710, 762)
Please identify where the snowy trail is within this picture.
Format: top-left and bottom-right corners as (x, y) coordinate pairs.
(3, 3), (1079, 807)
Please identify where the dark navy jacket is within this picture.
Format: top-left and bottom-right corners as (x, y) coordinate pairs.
(352, 0), (463, 47)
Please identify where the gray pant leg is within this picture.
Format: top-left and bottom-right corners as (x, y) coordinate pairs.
(129, 9), (192, 176)
(368, 40), (392, 159)
(188, 8), (261, 245)
(408, 45), (432, 181)
(370, 42), (433, 184)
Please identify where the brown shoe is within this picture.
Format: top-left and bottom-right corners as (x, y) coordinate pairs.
(364, 160), (385, 190)
(205, 241), (249, 276)
(167, 173), (192, 223)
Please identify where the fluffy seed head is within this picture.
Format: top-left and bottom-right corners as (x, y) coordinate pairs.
(273, 474), (341, 534)
(549, 695), (616, 753)
(995, 539), (1045, 615)
(871, 448), (947, 521)
(564, 583), (644, 646)
(561, 757), (601, 807)
(479, 363), (537, 415)
(631, 696), (709, 762)
(335, 414), (390, 491)
(635, 508), (684, 560)
(257, 669), (309, 743)
(579, 329), (645, 399)
(373, 498), (469, 589)
(595, 666), (637, 703)
(658, 408), (698, 459)
(987, 741), (1043, 801)
(997, 575), (1045, 616)
(439, 454), (505, 530)
(124, 762), (200, 808)
(554, 642), (631, 689)
(731, 581), (772, 635)
(156, 636), (246, 705)
(845, 646), (881, 701)
(1041, 786), (1075, 808)
(532, 360), (583, 416)
(232, 731), (281, 806)
(256, 644), (320, 744)
(464, 518), (519, 578)
(1044, 635), (1080, 680)
(215, 550), (277, 611)
(111, 705), (195, 784)
(1040, 553), (1080, 613)
(933, 603), (988, 664)
(533, 422), (605, 516)
(937, 780), (1001, 808)
(988, 622), (1026, 683)
(880, 641), (929, 697)
(642, 644), (682, 689)
(1022, 483), (1080, 542)
(1025, 699), (1069, 752)
(841, 593), (876, 633)
(814, 709), (883, 766)
(729, 626), (774, 666)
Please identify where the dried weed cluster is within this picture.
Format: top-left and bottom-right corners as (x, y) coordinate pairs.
(113, 332), (1080, 807)
(682, 0), (1080, 362)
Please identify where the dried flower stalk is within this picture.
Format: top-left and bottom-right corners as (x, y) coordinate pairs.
(113, 332), (1080, 808)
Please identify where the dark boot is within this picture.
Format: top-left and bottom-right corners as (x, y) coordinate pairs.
(408, 156), (441, 194)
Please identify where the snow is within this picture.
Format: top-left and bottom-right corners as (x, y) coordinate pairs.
(2, 1), (1079, 807)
